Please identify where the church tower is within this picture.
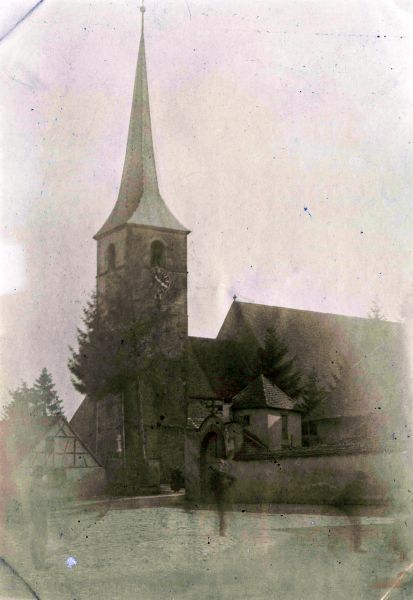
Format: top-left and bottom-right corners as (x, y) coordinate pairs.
(93, 4), (189, 485)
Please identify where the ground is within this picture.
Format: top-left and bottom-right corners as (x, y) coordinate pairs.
(1, 503), (413, 600)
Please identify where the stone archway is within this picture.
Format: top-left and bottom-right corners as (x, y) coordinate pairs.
(200, 429), (225, 501)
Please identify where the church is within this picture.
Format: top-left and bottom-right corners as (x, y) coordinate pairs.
(71, 5), (410, 503)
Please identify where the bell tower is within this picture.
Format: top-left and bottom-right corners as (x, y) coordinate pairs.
(94, 2), (189, 484)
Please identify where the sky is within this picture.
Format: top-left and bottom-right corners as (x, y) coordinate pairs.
(1, 0), (413, 418)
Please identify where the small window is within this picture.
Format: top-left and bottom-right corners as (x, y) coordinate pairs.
(281, 415), (288, 440)
(302, 422), (309, 436)
(242, 415), (250, 426)
(45, 436), (55, 455)
(107, 244), (116, 270)
(116, 433), (123, 454)
(151, 240), (165, 268)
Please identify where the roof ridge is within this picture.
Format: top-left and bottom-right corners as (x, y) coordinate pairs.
(233, 300), (399, 325)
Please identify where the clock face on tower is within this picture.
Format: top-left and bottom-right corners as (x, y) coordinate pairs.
(152, 266), (171, 299)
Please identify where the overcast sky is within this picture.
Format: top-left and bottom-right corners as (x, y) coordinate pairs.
(1, 0), (413, 417)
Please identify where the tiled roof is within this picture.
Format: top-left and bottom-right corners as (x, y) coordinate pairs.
(235, 435), (407, 460)
(127, 192), (188, 233)
(240, 430), (268, 453)
(217, 301), (408, 420)
(232, 375), (302, 411)
(187, 339), (218, 399)
(186, 416), (207, 431)
(188, 336), (252, 400)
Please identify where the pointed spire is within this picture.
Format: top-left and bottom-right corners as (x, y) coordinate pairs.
(95, 1), (187, 239)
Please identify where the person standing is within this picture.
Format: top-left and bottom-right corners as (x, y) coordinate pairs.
(209, 459), (235, 536)
(28, 466), (49, 570)
(333, 472), (369, 553)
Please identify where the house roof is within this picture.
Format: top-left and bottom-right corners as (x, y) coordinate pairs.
(217, 301), (409, 420)
(237, 430), (268, 455)
(232, 375), (302, 411)
(0, 415), (103, 467)
(188, 339), (218, 399)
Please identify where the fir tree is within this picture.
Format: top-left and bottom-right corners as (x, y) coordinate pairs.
(2, 382), (33, 420)
(68, 276), (163, 400)
(255, 327), (303, 398)
(2, 371), (64, 421)
(33, 368), (64, 416)
(301, 368), (328, 415)
(68, 274), (169, 490)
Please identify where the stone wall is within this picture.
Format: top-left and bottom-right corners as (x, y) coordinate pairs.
(186, 417), (411, 506)
(225, 451), (405, 505)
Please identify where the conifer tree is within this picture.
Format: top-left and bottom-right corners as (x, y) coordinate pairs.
(2, 382), (33, 420)
(68, 275), (168, 490)
(255, 327), (303, 398)
(301, 368), (328, 415)
(33, 368), (64, 416)
(2, 371), (64, 421)
(68, 276), (163, 400)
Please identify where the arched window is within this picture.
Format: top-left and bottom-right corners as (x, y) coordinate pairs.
(107, 244), (116, 270)
(150, 240), (165, 268)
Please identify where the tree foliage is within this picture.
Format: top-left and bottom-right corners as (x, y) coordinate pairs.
(2, 369), (64, 421)
(32, 368), (64, 416)
(2, 382), (33, 421)
(300, 368), (328, 415)
(254, 328), (303, 398)
(68, 274), (164, 400)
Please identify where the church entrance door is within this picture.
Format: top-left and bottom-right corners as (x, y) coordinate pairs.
(200, 431), (225, 501)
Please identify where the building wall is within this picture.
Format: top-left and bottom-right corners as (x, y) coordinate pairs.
(126, 226), (188, 481)
(187, 446), (407, 505)
(288, 413), (302, 447)
(97, 228), (128, 281)
(92, 224), (188, 484)
(71, 395), (124, 482)
(185, 417), (410, 505)
(20, 419), (107, 499)
(95, 394), (124, 479)
(224, 451), (406, 506)
(71, 396), (97, 453)
(185, 416), (232, 501)
(234, 409), (302, 449)
(313, 415), (392, 445)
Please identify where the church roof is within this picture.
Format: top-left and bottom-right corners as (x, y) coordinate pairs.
(95, 6), (188, 240)
(188, 339), (218, 399)
(232, 375), (302, 411)
(188, 336), (252, 400)
(217, 301), (409, 420)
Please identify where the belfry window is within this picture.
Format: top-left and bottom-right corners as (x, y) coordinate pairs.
(107, 244), (116, 270)
(151, 240), (165, 268)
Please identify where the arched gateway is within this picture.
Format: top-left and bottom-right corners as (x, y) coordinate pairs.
(200, 429), (225, 500)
